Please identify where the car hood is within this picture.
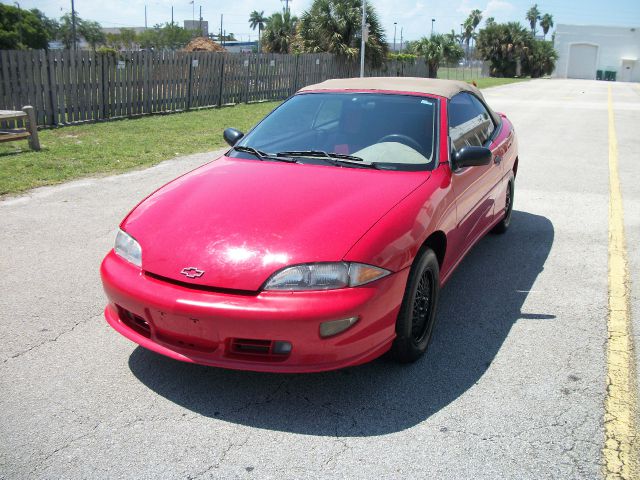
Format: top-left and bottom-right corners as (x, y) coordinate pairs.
(123, 156), (429, 291)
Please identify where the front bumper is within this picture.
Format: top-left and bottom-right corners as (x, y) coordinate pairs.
(100, 251), (409, 372)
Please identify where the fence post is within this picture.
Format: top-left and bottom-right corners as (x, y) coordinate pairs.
(217, 54), (225, 107)
(293, 55), (300, 93)
(187, 54), (193, 110)
(23, 106), (40, 151)
(46, 51), (57, 126)
(243, 55), (251, 104)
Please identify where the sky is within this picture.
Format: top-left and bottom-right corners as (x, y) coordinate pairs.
(7, 0), (640, 43)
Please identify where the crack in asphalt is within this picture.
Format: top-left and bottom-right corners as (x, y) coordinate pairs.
(2, 313), (102, 364)
(188, 435), (250, 479)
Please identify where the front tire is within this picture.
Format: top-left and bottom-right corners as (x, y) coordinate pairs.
(492, 179), (514, 234)
(392, 249), (440, 363)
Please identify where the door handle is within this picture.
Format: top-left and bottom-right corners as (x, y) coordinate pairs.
(494, 155), (502, 165)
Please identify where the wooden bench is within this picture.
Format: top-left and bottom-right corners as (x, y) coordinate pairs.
(0, 106), (40, 151)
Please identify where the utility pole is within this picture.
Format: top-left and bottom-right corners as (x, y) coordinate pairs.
(14, 2), (22, 47)
(199, 6), (202, 35)
(71, 0), (77, 51)
(360, 0), (366, 77)
(171, 6), (174, 25)
(431, 18), (435, 37)
(144, 5), (147, 29)
(393, 22), (397, 52)
(220, 14), (223, 43)
(400, 27), (403, 51)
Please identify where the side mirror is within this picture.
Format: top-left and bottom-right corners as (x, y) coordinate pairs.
(454, 146), (492, 169)
(223, 128), (244, 147)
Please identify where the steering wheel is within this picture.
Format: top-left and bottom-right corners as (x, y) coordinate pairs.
(376, 134), (423, 152)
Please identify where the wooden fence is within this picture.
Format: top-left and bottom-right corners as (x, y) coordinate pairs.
(0, 50), (482, 127)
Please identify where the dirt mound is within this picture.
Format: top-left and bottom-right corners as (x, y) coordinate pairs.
(183, 37), (225, 52)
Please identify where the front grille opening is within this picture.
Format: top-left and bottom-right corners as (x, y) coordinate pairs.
(228, 338), (291, 362)
(117, 306), (151, 338)
(155, 332), (217, 353)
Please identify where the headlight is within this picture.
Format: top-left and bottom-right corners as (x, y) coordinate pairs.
(264, 262), (390, 291)
(114, 229), (142, 267)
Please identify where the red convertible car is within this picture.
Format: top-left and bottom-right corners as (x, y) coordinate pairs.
(101, 77), (518, 372)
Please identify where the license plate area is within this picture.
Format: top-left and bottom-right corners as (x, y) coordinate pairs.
(151, 309), (219, 352)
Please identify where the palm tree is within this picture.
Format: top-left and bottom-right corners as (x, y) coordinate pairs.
(485, 17), (496, 28)
(296, 0), (387, 68)
(413, 34), (464, 78)
(249, 10), (267, 51)
(476, 21), (533, 77)
(262, 10), (298, 54)
(446, 29), (461, 45)
(526, 4), (541, 36)
(462, 19), (473, 60)
(462, 9), (482, 60)
(539, 13), (553, 40)
(469, 9), (483, 31)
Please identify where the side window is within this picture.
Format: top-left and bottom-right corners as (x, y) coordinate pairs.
(467, 94), (495, 145)
(449, 93), (495, 151)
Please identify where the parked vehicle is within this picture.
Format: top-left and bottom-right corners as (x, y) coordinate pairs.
(100, 77), (518, 372)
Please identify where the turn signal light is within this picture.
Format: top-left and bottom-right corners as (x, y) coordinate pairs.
(319, 317), (359, 338)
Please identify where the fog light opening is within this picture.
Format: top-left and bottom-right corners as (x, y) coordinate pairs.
(319, 317), (359, 338)
(273, 341), (293, 355)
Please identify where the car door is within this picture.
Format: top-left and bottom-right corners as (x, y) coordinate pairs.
(448, 92), (502, 254)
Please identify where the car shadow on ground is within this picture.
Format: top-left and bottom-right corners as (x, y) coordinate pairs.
(128, 210), (554, 436)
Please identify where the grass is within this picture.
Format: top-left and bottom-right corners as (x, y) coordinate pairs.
(0, 101), (280, 196)
(472, 77), (530, 89)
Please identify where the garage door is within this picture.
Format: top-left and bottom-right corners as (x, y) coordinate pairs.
(567, 44), (598, 79)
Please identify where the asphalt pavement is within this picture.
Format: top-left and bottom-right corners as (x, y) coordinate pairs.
(1, 79), (638, 479)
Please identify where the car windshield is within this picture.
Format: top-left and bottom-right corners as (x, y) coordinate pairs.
(229, 93), (438, 170)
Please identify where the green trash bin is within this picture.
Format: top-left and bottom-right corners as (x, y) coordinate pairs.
(604, 70), (617, 81)
(596, 70), (603, 80)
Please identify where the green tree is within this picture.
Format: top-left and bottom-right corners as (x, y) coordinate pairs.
(461, 8), (482, 59)
(262, 10), (297, 54)
(137, 23), (192, 50)
(80, 20), (105, 51)
(476, 21), (533, 77)
(249, 10), (267, 51)
(485, 17), (496, 28)
(0, 4), (51, 49)
(526, 4), (541, 35)
(539, 13), (553, 40)
(119, 28), (137, 50)
(105, 33), (121, 49)
(413, 34), (464, 78)
(295, 0), (387, 68)
(58, 13), (80, 49)
(524, 39), (558, 77)
(30, 8), (59, 41)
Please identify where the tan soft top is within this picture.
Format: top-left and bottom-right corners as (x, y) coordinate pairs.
(299, 77), (483, 100)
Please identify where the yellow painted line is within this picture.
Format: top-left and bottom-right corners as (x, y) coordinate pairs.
(602, 86), (638, 479)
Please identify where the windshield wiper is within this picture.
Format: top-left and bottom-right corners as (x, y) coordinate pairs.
(232, 145), (296, 163)
(276, 150), (364, 162)
(275, 150), (378, 169)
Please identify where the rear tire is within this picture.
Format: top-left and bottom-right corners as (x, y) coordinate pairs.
(392, 249), (440, 363)
(492, 179), (514, 234)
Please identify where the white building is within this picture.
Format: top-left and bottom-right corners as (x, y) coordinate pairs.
(553, 24), (640, 82)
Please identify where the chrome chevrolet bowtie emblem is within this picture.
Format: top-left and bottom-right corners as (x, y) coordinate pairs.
(180, 267), (205, 278)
